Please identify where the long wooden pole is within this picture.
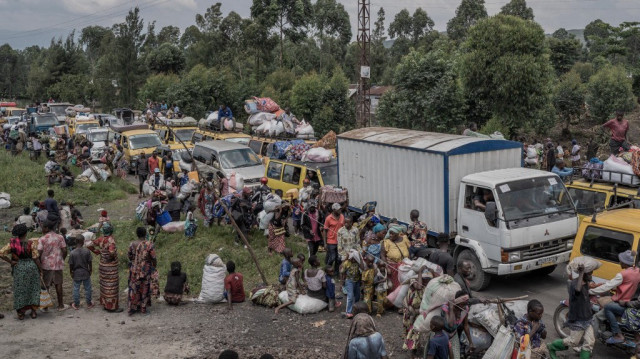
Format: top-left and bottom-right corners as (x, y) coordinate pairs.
(162, 120), (269, 285)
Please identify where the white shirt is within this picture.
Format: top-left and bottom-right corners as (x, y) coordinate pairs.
(589, 273), (623, 295)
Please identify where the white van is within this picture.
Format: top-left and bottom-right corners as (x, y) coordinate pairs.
(180, 140), (264, 188)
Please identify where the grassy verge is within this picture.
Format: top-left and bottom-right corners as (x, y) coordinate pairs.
(0, 149), (137, 208)
(0, 219), (318, 312)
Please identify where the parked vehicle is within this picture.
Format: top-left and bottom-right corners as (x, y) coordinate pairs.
(28, 113), (58, 134)
(70, 118), (100, 136)
(192, 128), (251, 147)
(86, 128), (115, 162)
(156, 144), (191, 174)
(566, 177), (640, 222)
(337, 127), (578, 291)
(90, 113), (119, 127)
(155, 117), (198, 147)
(42, 102), (72, 124)
(111, 123), (162, 172)
(112, 108), (135, 125)
(179, 140), (264, 188)
(264, 158), (338, 198)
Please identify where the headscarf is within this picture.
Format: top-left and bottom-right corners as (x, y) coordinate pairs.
(372, 223), (386, 234)
(385, 224), (407, 238)
(343, 313), (378, 359)
(101, 222), (113, 236)
(619, 250), (636, 267)
(362, 201), (377, 213)
(348, 249), (362, 266)
(10, 224), (28, 256)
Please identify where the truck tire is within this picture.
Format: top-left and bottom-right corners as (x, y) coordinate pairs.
(534, 265), (557, 276)
(457, 249), (491, 291)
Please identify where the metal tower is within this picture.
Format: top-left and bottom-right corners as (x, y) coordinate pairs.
(356, 0), (371, 128)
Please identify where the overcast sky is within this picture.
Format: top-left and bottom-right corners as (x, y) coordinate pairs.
(0, 0), (639, 49)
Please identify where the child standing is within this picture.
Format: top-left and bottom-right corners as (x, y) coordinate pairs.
(324, 265), (341, 312)
(69, 236), (94, 310)
(224, 260), (245, 310)
(340, 249), (364, 319)
(361, 254), (376, 313)
(164, 261), (189, 305)
(184, 211), (197, 239)
(278, 248), (293, 286)
(426, 316), (452, 359)
(374, 261), (389, 316)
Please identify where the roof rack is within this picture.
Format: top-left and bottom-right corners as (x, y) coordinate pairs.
(110, 123), (149, 133)
(568, 165), (640, 191)
(249, 132), (317, 141)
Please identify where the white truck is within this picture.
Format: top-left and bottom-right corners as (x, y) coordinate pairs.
(337, 127), (578, 290)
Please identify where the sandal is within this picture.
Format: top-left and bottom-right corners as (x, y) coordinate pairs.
(30, 310), (37, 319)
(17, 312), (25, 320)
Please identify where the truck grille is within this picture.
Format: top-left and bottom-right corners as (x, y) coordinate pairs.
(520, 238), (569, 260)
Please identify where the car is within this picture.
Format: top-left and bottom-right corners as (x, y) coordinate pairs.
(179, 140), (264, 188)
(569, 208), (640, 283)
(111, 123), (163, 172)
(155, 117), (198, 147)
(91, 113), (119, 127)
(70, 119), (100, 136)
(566, 177), (640, 222)
(264, 158), (338, 199)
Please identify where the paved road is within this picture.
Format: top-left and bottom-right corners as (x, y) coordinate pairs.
(482, 264), (623, 358)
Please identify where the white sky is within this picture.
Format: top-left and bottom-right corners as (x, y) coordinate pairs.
(0, 0), (638, 48)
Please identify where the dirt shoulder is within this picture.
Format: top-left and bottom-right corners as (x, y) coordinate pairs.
(0, 299), (409, 359)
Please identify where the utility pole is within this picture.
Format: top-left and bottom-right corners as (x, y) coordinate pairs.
(356, 0), (371, 128)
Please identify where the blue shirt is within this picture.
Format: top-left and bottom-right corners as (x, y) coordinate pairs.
(279, 259), (292, 284)
(551, 166), (573, 180)
(325, 274), (335, 299)
(426, 332), (450, 359)
(218, 107), (233, 119)
(347, 332), (387, 359)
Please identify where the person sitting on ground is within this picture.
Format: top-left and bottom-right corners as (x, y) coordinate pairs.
(453, 260), (484, 305)
(164, 261), (189, 306)
(275, 256), (305, 314)
(69, 236), (94, 310)
(224, 260), (245, 310)
(513, 299), (548, 357)
(345, 301), (389, 359)
(278, 248), (293, 286)
(552, 159), (573, 181)
(425, 316), (451, 359)
(16, 207), (36, 230)
(304, 255), (327, 302)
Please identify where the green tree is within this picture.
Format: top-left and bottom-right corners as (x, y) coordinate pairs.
(138, 73), (179, 102)
(315, 67), (354, 135)
(571, 62), (596, 83)
(261, 68), (297, 106)
(587, 65), (636, 123)
(553, 71), (585, 130)
(158, 26), (181, 45)
(112, 7), (147, 106)
(388, 8), (435, 58)
(291, 72), (326, 123)
(370, 7), (388, 84)
(313, 0), (351, 70)
(377, 41), (466, 132)
(47, 73), (90, 104)
(548, 28), (582, 75)
(460, 15), (554, 135)
(251, 0), (313, 67)
(500, 0), (534, 21)
(146, 43), (185, 74)
(0, 44), (23, 98)
(446, 0), (488, 42)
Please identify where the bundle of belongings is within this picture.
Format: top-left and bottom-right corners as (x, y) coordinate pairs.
(245, 96), (314, 139)
(583, 145), (640, 185)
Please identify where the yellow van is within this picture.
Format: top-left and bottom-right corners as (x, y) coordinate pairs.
(569, 208), (640, 282)
(70, 119), (100, 136)
(192, 128), (251, 146)
(111, 124), (163, 172)
(155, 117), (198, 147)
(264, 158), (338, 199)
(566, 179), (640, 222)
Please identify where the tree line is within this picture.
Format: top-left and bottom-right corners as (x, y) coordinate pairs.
(0, 0), (638, 138)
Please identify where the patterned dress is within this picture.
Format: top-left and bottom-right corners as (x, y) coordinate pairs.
(1, 240), (40, 313)
(127, 240), (157, 314)
(361, 268), (376, 313)
(402, 283), (424, 350)
(89, 235), (120, 311)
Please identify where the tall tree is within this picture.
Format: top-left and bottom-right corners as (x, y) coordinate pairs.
(587, 65), (636, 123)
(388, 8), (434, 58)
(158, 26), (181, 45)
(112, 7), (146, 106)
(312, 0), (351, 71)
(371, 7), (388, 83)
(553, 71), (585, 131)
(500, 0), (534, 21)
(461, 15), (553, 135)
(251, 0), (313, 67)
(548, 28), (582, 75)
(446, 0), (488, 41)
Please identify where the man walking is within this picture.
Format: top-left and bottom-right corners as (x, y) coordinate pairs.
(323, 203), (344, 274)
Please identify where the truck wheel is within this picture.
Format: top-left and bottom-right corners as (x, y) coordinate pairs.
(534, 265), (557, 276)
(457, 249), (491, 291)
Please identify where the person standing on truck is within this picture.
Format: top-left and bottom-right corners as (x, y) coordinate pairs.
(602, 110), (630, 155)
(323, 203), (345, 275)
(547, 263), (596, 359)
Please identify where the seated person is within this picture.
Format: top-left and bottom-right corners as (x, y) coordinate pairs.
(551, 159), (573, 180)
(473, 189), (494, 212)
(164, 261), (189, 305)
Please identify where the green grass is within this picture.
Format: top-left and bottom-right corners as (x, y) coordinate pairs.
(0, 219), (316, 311)
(0, 149), (137, 208)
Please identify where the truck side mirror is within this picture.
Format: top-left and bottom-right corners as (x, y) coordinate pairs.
(485, 201), (498, 227)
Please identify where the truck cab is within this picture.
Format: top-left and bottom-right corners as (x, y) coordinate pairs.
(155, 117), (198, 147)
(86, 128), (115, 162)
(111, 124), (162, 172)
(42, 102), (72, 124)
(28, 113), (58, 134)
(456, 168), (578, 290)
(570, 208), (640, 282)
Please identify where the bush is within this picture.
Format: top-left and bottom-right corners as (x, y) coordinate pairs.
(587, 65), (636, 123)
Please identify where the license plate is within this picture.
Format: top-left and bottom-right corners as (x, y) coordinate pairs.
(537, 257), (556, 267)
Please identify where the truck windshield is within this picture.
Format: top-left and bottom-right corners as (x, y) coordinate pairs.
(497, 176), (575, 223)
(35, 115), (57, 126)
(87, 132), (109, 143)
(174, 129), (195, 142)
(220, 148), (261, 169)
(76, 123), (99, 133)
(129, 134), (162, 149)
(50, 106), (67, 116)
